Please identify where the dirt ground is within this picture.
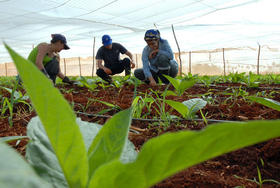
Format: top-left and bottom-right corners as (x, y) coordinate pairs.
(0, 82), (280, 187)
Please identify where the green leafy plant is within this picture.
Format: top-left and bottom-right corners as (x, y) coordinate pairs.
(165, 98), (207, 120)
(222, 87), (249, 107)
(88, 98), (121, 114)
(247, 96), (280, 111)
(149, 87), (175, 125)
(2, 44), (280, 188)
(234, 159), (280, 188)
(164, 75), (196, 96)
(76, 76), (98, 91)
(131, 95), (154, 119)
(0, 83), (31, 126)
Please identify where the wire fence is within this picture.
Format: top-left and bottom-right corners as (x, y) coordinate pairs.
(1, 46), (280, 77)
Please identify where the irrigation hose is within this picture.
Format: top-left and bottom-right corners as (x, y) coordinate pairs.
(76, 111), (239, 123)
(194, 83), (280, 90)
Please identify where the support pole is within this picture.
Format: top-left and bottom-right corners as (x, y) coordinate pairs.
(189, 51), (191, 74)
(92, 37), (96, 77)
(63, 58), (66, 75)
(223, 48), (226, 76)
(5, 63), (7, 77)
(135, 54), (138, 69)
(257, 44), (261, 75)
(171, 24), (182, 76)
(78, 57), (81, 77)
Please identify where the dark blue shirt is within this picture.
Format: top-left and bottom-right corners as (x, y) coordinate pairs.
(96, 42), (127, 67)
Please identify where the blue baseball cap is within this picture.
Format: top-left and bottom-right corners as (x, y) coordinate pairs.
(102, 34), (112, 46)
(144, 29), (160, 41)
(51, 34), (70, 50)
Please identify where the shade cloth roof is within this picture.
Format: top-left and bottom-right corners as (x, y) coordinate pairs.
(0, 0), (279, 63)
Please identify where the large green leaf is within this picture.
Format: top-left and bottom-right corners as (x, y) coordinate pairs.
(0, 142), (51, 188)
(248, 96), (280, 111)
(5, 44), (88, 188)
(87, 108), (134, 180)
(26, 116), (137, 188)
(90, 120), (280, 188)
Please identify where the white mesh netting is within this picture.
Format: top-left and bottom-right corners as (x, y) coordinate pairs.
(0, 0), (279, 75)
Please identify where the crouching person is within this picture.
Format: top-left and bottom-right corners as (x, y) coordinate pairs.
(134, 29), (178, 86)
(96, 34), (135, 83)
(19, 34), (74, 85)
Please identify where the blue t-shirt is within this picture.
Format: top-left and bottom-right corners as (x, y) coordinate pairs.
(96, 42), (127, 67)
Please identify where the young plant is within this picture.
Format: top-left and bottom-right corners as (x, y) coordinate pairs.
(164, 75), (196, 96)
(77, 76), (98, 91)
(0, 83), (31, 126)
(165, 98), (207, 120)
(131, 95), (154, 119)
(2, 43), (280, 188)
(88, 98), (121, 115)
(247, 96), (280, 111)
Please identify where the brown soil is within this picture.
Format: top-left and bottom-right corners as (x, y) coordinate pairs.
(1, 83), (280, 187)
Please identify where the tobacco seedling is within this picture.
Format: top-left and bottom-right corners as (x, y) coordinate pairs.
(164, 75), (196, 96)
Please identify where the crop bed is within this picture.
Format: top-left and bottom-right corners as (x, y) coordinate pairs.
(1, 82), (280, 187)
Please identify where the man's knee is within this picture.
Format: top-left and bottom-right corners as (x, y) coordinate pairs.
(156, 54), (170, 71)
(122, 58), (131, 67)
(169, 60), (178, 78)
(96, 68), (107, 77)
(134, 69), (145, 80)
(45, 58), (59, 76)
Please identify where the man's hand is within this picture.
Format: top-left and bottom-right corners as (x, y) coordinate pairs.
(103, 67), (112, 75)
(62, 76), (74, 85)
(130, 61), (136, 69)
(149, 49), (159, 59)
(149, 77), (157, 86)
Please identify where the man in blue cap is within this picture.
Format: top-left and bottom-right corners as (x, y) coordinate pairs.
(134, 29), (178, 86)
(96, 34), (135, 83)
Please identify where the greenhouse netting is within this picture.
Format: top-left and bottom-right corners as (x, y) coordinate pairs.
(0, 0), (279, 75)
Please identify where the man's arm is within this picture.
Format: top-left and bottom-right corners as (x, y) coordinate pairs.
(142, 47), (156, 86)
(96, 59), (104, 69)
(97, 59), (112, 75)
(125, 51), (135, 68)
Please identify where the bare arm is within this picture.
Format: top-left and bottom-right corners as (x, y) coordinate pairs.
(97, 59), (112, 74)
(125, 51), (135, 68)
(36, 43), (49, 70)
(96, 59), (105, 69)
